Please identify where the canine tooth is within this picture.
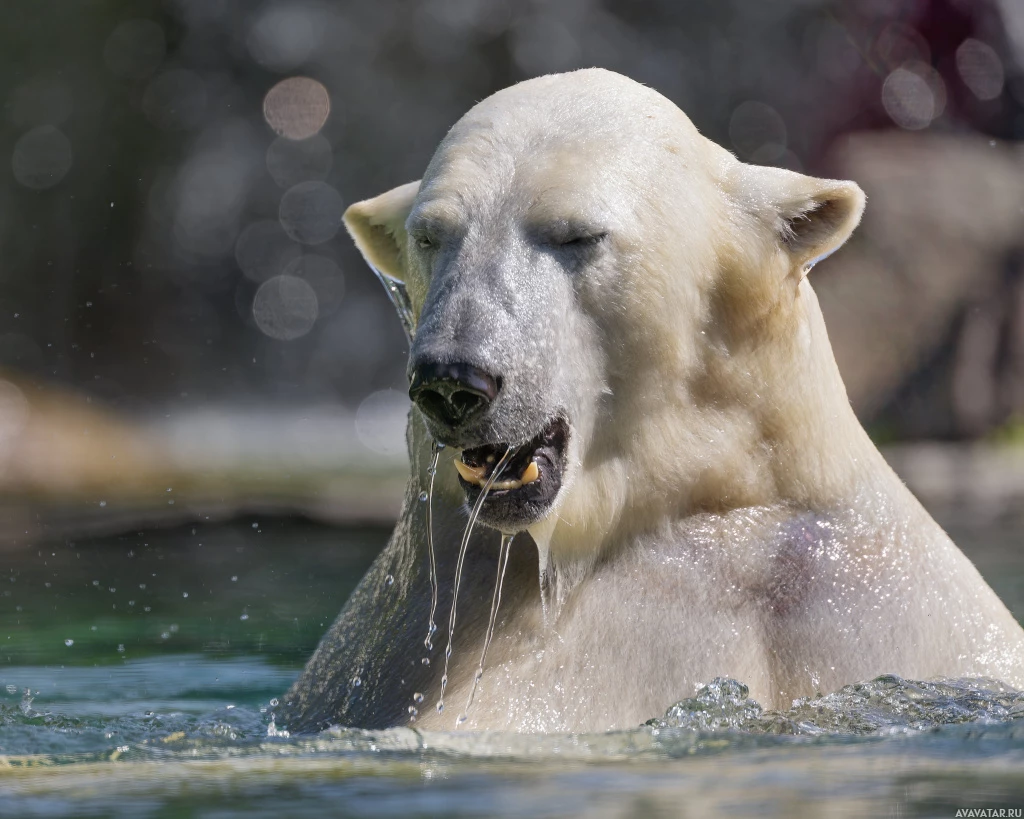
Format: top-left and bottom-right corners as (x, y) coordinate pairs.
(520, 461), (540, 485)
(454, 459), (487, 484)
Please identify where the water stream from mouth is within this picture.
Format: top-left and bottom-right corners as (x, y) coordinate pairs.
(458, 531), (515, 726)
(436, 448), (513, 720)
(423, 443), (442, 654)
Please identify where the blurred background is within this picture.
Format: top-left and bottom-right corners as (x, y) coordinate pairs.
(1, 0), (1024, 665)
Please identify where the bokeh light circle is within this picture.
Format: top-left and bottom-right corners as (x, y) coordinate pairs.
(11, 125), (73, 190)
(263, 77), (330, 140)
(355, 389), (410, 458)
(247, 5), (320, 72)
(881, 64), (945, 130)
(278, 181), (344, 245)
(252, 274), (319, 341)
(956, 39), (1004, 101)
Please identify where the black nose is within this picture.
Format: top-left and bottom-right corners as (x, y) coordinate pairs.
(408, 360), (500, 428)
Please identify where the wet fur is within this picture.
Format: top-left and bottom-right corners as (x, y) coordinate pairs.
(280, 69), (1024, 733)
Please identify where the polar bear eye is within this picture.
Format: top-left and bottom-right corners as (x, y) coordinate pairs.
(414, 235), (434, 250)
(560, 231), (607, 249)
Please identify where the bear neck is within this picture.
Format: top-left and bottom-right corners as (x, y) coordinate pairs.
(538, 277), (899, 573)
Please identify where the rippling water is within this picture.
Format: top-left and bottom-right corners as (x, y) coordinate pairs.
(1, 516), (1023, 817)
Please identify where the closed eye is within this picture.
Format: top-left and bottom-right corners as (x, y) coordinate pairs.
(560, 232), (607, 248)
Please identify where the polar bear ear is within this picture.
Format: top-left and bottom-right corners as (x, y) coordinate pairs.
(733, 165), (865, 273)
(342, 180), (421, 282)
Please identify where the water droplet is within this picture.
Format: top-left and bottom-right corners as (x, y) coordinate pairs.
(182, 592), (189, 598)
(413, 692), (424, 703)
(117, 644), (125, 653)
(436, 442), (446, 450)
(352, 676), (361, 687)
(419, 491), (428, 502)
(424, 638), (433, 650)
(408, 706), (418, 715)
(269, 698), (279, 707)
(436, 702), (444, 713)
(441, 674), (448, 688)
(426, 467), (436, 476)
(457, 714), (467, 724)
(421, 657), (430, 666)
(240, 613), (249, 621)
(64, 639), (74, 647)
(384, 574), (394, 586)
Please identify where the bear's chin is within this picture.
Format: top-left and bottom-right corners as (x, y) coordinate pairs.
(456, 417), (569, 531)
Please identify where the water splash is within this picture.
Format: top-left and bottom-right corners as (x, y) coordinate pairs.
(646, 674), (1024, 736)
(436, 448), (513, 718)
(458, 532), (515, 727)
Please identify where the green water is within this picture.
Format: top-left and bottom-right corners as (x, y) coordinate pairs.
(2, 516), (1024, 817)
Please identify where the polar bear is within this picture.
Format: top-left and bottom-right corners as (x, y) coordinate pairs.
(279, 69), (1024, 734)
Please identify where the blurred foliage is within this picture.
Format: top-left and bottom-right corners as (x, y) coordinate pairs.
(0, 0), (1021, 437)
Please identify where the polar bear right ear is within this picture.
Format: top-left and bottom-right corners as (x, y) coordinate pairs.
(730, 164), (865, 274)
(342, 180), (421, 282)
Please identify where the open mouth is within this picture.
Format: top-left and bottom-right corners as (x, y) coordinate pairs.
(452, 417), (569, 528)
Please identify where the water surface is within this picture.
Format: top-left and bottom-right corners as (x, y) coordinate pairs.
(2, 516), (1023, 817)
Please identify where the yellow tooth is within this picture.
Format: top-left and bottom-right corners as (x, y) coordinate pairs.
(520, 461), (540, 485)
(454, 459), (487, 484)
(490, 478), (523, 491)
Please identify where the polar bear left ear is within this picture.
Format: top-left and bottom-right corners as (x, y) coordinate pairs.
(731, 164), (865, 273)
(343, 180), (421, 282)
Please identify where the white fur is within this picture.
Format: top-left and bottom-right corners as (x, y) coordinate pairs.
(340, 69), (1024, 732)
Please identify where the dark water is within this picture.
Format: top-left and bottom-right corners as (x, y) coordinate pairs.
(2, 516), (1024, 817)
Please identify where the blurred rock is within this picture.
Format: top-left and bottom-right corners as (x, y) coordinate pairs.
(816, 131), (1024, 439)
(0, 372), (407, 540)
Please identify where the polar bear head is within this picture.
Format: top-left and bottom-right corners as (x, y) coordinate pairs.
(344, 69), (865, 554)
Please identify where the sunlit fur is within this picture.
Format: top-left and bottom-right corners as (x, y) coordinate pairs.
(296, 68), (1024, 731)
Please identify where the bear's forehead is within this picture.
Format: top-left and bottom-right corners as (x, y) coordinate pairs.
(416, 138), (638, 232)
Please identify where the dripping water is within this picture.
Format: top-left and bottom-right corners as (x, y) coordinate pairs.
(531, 519), (556, 630)
(436, 448), (513, 718)
(367, 262), (416, 343)
(458, 531), (515, 726)
(423, 442), (442, 653)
